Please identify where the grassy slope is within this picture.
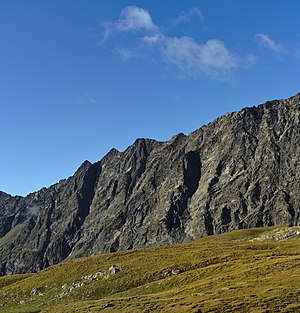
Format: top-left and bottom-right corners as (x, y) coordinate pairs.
(0, 227), (300, 313)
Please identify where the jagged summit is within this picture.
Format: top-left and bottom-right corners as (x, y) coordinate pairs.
(1, 93), (300, 275)
(289, 91), (300, 100)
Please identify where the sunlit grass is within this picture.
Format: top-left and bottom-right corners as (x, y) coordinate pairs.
(0, 226), (300, 312)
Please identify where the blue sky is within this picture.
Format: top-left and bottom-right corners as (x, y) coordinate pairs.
(1, 0), (300, 196)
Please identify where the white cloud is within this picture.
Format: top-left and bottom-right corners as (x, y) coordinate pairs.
(99, 6), (248, 82)
(163, 37), (238, 79)
(116, 6), (158, 33)
(99, 6), (159, 43)
(170, 7), (204, 28)
(255, 33), (283, 52)
(142, 33), (163, 44)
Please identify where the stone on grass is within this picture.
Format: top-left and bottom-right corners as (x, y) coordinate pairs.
(108, 265), (122, 274)
(100, 303), (114, 309)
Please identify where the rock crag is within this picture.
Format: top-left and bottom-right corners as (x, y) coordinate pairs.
(1, 93), (300, 275)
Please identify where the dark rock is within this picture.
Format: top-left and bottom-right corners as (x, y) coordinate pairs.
(100, 303), (114, 309)
(171, 269), (181, 275)
(1, 93), (300, 275)
(30, 288), (39, 295)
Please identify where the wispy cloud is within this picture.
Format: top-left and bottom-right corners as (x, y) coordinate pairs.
(99, 6), (158, 43)
(26, 204), (39, 216)
(295, 44), (300, 59)
(99, 6), (248, 82)
(118, 48), (138, 60)
(116, 6), (159, 33)
(78, 93), (99, 105)
(255, 33), (283, 53)
(142, 33), (163, 44)
(163, 37), (238, 80)
(245, 54), (258, 66)
(170, 7), (204, 28)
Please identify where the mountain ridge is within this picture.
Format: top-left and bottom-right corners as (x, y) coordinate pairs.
(1, 93), (300, 275)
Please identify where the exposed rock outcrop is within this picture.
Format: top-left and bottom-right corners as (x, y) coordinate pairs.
(1, 93), (300, 275)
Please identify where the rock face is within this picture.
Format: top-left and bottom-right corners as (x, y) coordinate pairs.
(1, 93), (300, 275)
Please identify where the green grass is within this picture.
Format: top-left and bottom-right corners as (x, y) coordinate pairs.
(0, 226), (300, 312)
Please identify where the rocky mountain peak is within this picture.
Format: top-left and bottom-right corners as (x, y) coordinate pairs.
(1, 93), (300, 275)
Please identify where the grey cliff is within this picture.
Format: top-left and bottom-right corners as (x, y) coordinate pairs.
(1, 93), (300, 275)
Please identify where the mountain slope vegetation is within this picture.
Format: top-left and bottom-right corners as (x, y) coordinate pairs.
(0, 227), (300, 312)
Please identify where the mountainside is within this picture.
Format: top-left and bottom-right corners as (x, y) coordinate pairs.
(1, 93), (300, 275)
(0, 227), (300, 312)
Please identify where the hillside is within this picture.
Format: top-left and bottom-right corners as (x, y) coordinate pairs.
(1, 93), (300, 275)
(0, 227), (300, 312)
